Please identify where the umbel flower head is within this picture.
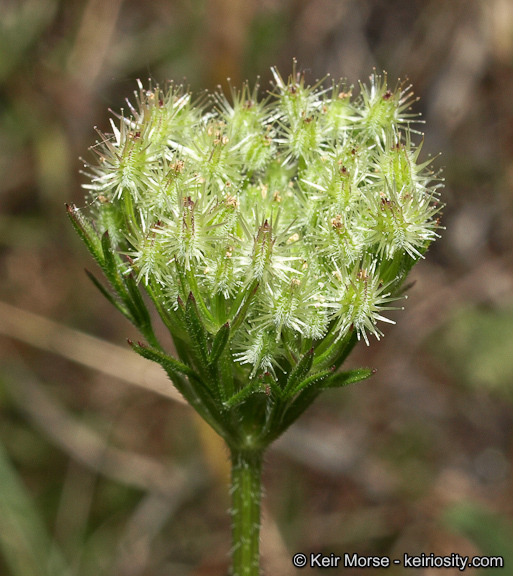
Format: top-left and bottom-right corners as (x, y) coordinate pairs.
(69, 63), (443, 451)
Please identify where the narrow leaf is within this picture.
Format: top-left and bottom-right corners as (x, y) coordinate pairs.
(267, 378), (284, 400)
(291, 369), (333, 397)
(66, 203), (103, 265)
(217, 344), (235, 398)
(323, 367), (375, 389)
(129, 339), (224, 417)
(186, 269), (216, 331)
(230, 281), (259, 336)
(266, 387), (321, 444)
(210, 322), (230, 364)
(124, 273), (160, 348)
(283, 348), (314, 396)
(185, 292), (209, 365)
(98, 230), (131, 302)
(100, 230), (118, 278)
(144, 281), (188, 340)
(129, 346), (232, 443)
(129, 340), (196, 379)
(184, 294), (225, 401)
(125, 273), (151, 324)
(85, 269), (130, 317)
(313, 330), (356, 369)
(224, 381), (260, 409)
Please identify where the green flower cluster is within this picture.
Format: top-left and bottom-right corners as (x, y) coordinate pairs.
(69, 65), (442, 452)
(76, 66), (441, 379)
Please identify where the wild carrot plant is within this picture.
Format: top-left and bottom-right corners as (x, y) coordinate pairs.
(68, 63), (442, 576)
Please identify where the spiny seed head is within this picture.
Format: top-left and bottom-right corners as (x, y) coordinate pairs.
(77, 66), (443, 376)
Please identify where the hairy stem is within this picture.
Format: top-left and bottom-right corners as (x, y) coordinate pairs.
(230, 450), (264, 576)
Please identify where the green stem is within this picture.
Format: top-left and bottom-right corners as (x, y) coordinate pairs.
(230, 450), (264, 576)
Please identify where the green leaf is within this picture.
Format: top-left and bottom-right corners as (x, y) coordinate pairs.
(217, 344), (235, 399)
(291, 369), (333, 396)
(224, 380), (260, 408)
(184, 302), (229, 402)
(210, 322), (230, 364)
(100, 231), (120, 279)
(313, 330), (357, 370)
(124, 273), (160, 348)
(185, 292), (209, 366)
(144, 280), (188, 341)
(267, 378), (284, 400)
(128, 340), (230, 435)
(125, 273), (151, 323)
(72, 208), (160, 346)
(98, 230), (133, 305)
(266, 367), (370, 444)
(283, 348), (314, 397)
(186, 269), (217, 331)
(98, 233), (160, 347)
(230, 281), (259, 336)
(85, 268), (130, 318)
(267, 387), (321, 444)
(323, 367), (375, 389)
(129, 340), (196, 379)
(66, 204), (103, 265)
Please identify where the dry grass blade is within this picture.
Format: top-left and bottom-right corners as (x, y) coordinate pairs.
(0, 301), (186, 405)
(3, 363), (199, 497)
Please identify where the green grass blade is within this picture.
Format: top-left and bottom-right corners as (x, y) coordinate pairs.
(0, 441), (68, 576)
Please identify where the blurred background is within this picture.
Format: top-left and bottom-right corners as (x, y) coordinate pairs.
(1, 0), (513, 574)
